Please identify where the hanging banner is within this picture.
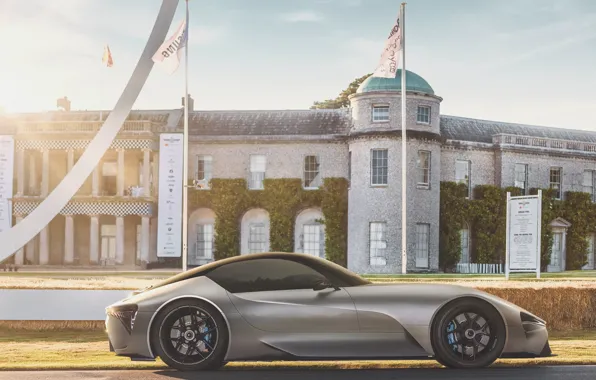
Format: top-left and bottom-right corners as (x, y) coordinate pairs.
(0, 136), (14, 234)
(157, 133), (183, 257)
(505, 191), (542, 279)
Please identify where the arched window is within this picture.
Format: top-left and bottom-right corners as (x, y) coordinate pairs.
(294, 208), (325, 258)
(188, 208), (216, 264)
(241, 209), (270, 254)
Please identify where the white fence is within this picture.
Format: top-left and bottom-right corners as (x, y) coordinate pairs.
(455, 263), (504, 274)
(0, 289), (130, 320)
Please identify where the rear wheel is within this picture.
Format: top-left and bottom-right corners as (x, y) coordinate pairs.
(431, 298), (506, 369)
(151, 299), (228, 371)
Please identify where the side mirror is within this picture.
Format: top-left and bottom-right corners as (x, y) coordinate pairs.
(313, 280), (340, 291)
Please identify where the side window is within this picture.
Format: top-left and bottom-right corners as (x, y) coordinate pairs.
(206, 259), (328, 293)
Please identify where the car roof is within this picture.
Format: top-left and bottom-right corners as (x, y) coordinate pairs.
(146, 252), (336, 291)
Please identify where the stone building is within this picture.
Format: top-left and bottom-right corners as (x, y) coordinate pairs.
(1, 69), (595, 272)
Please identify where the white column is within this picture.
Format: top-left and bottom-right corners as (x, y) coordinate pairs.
(152, 152), (159, 196)
(39, 226), (49, 265)
(143, 149), (151, 196)
(90, 215), (99, 264)
(41, 149), (50, 196)
(141, 216), (150, 263)
(29, 154), (36, 195)
(150, 217), (158, 262)
(92, 164), (100, 196)
(16, 150), (24, 196)
(64, 215), (74, 264)
(67, 149), (75, 171)
(117, 149), (125, 196)
(26, 235), (36, 264)
(116, 216), (124, 264)
(14, 216), (24, 265)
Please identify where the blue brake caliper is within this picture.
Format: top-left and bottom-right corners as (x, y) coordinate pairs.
(447, 321), (457, 350)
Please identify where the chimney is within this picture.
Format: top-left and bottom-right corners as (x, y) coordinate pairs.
(181, 94), (194, 111)
(56, 96), (71, 111)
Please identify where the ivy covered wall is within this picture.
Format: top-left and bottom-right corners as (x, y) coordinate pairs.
(189, 178), (349, 266)
(439, 181), (596, 272)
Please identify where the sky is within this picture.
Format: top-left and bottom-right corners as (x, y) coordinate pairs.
(1, 0), (595, 131)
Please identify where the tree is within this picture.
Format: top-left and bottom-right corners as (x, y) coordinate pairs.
(310, 73), (372, 109)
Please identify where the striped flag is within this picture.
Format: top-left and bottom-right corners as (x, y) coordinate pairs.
(102, 45), (113, 67)
(372, 13), (402, 78)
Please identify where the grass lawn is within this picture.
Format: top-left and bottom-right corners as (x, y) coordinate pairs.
(1, 328), (595, 370)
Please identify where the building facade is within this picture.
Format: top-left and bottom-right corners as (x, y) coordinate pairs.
(1, 70), (595, 272)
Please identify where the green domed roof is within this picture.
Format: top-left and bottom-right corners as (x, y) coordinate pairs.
(356, 69), (434, 95)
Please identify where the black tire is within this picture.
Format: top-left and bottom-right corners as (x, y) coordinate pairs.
(150, 299), (229, 371)
(431, 298), (506, 369)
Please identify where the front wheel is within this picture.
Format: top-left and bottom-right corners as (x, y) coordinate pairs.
(150, 299), (229, 371)
(431, 298), (506, 369)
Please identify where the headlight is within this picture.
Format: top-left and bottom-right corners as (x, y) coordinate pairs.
(106, 304), (138, 334)
(520, 311), (546, 333)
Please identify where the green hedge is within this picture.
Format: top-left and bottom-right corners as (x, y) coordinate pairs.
(440, 182), (595, 271)
(189, 178), (348, 265)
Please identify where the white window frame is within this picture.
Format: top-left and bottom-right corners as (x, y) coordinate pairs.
(550, 167), (562, 200)
(302, 223), (324, 258)
(195, 155), (213, 190)
(303, 155), (321, 189)
(583, 170), (596, 202)
(417, 150), (431, 189)
(416, 106), (431, 124)
(369, 222), (387, 266)
(514, 163), (528, 195)
(100, 224), (117, 262)
(415, 223), (430, 268)
(459, 226), (470, 264)
(455, 160), (471, 198)
(248, 222), (267, 253)
(195, 223), (214, 259)
(249, 154), (266, 190)
(372, 105), (390, 123)
(136, 224), (141, 262)
(370, 149), (388, 186)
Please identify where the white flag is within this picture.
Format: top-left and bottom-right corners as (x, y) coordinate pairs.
(372, 13), (402, 78)
(152, 18), (188, 75)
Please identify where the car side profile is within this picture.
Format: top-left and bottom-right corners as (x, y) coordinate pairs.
(105, 252), (551, 371)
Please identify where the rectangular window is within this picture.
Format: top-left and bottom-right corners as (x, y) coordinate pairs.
(515, 163), (528, 195)
(195, 224), (214, 259)
(415, 223), (430, 268)
(249, 155), (266, 190)
(369, 222), (387, 266)
(372, 105), (389, 122)
(583, 170), (595, 202)
(248, 223), (267, 253)
(550, 167), (562, 199)
(136, 225), (141, 262)
(455, 160), (471, 198)
(195, 155), (213, 189)
(100, 224), (116, 262)
(417, 106), (430, 124)
(303, 155), (321, 189)
(371, 149), (388, 186)
(417, 150), (431, 189)
(102, 162), (117, 195)
(302, 224), (322, 257)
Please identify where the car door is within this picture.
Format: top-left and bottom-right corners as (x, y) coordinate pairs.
(205, 258), (360, 356)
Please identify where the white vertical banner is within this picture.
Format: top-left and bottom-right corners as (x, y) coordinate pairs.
(157, 133), (183, 258)
(505, 190), (542, 279)
(0, 136), (14, 234)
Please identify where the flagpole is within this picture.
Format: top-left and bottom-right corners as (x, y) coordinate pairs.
(181, 0), (190, 272)
(400, 2), (407, 275)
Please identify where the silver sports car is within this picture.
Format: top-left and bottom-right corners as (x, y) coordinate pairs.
(105, 252), (551, 371)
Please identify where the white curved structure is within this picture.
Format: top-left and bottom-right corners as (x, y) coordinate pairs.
(0, 0), (180, 262)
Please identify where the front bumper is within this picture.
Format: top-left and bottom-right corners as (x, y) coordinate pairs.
(105, 311), (156, 360)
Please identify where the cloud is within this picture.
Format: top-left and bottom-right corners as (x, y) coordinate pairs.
(279, 10), (324, 23)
